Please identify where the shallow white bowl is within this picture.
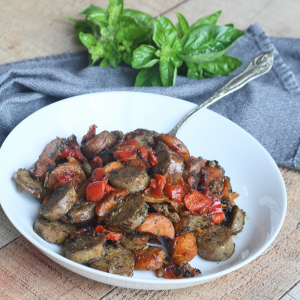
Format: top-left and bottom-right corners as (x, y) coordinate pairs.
(0, 92), (286, 290)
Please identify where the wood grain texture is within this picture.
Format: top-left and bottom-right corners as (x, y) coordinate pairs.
(1, 0), (300, 299)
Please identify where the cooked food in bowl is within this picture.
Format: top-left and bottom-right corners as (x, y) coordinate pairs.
(12, 126), (245, 279)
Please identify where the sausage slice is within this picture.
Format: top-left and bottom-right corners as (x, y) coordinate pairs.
(108, 166), (150, 193)
(40, 182), (77, 221)
(229, 205), (245, 235)
(119, 233), (150, 250)
(33, 217), (76, 244)
(63, 231), (106, 264)
(12, 168), (46, 201)
(196, 225), (235, 261)
(90, 244), (135, 277)
(174, 215), (211, 236)
(106, 194), (148, 232)
(60, 201), (96, 224)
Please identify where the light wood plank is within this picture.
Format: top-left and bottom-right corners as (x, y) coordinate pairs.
(0, 0), (184, 65)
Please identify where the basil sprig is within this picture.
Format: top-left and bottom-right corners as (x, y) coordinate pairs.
(62, 1), (244, 86)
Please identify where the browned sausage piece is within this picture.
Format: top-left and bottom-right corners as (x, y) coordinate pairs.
(90, 244), (135, 277)
(125, 129), (158, 147)
(40, 182), (77, 221)
(60, 201), (96, 224)
(33, 217), (76, 244)
(95, 187), (129, 218)
(12, 168), (46, 201)
(174, 215), (211, 236)
(119, 233), (150, 250)
(108, 166), (150, 193)
(154, 149), (184, 185)
(46, 162), (87, 192)
(81, 130), (117, 160)
(133, 246), (166, 271)
(196, 225), (235, 261)
(63, 231), (106, 264)
(30, 157), (55, 181)
(229, 205), (245, 235)
(40, 137), (66, 162)
(150, 203), (180, 223)
(106, 194), (148, 232)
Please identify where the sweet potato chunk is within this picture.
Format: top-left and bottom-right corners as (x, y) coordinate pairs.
(136, 213), (175, 239)
(133, 246), (166, 271)
(169, 233), (197, 265)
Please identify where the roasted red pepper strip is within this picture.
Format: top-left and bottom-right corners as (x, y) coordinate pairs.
(86, 180), (106, 201)
(183, 190), (212, 213)
(163, 258), (181, 279)
(113, 144), (138, 161)
(211, 212), (225, 224)
(90, 168), (106, 183)
(164, 181), (183, 205)
(151, 174), (166, 197)
(95, 225), (104, 234)
(82, 125), (97, 143)
(139, 161), (151, 168)
(104, 232), (122, 241)
(90, 156), (103, 170)
(122, 139), (139, 147)
(148, 147), (158, 166)
(61, 146), (87, 163)
(105, 184), (115, 193)
(137, 145), (149, 160)
(54, 174), (79, 189)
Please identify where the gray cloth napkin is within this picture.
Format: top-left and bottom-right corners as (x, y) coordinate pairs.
(1, 24), (300, 169)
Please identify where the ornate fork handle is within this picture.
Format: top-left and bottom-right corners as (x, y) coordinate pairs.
(168, 51), (274, 136)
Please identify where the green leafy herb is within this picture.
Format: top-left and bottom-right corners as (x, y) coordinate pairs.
(62, 4), (244, 86)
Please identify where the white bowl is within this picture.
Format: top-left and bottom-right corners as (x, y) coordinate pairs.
(0, 92), (287, 290)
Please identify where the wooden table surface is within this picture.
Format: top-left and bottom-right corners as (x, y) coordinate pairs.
(1, 1), (300, 299)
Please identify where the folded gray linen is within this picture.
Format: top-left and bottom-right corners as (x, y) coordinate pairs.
(0, 24), (299, 169)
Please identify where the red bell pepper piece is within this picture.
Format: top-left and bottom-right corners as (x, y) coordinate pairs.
(151, 174), (166, 197)
(139, 161), (151, 168)
(113, 144), (138, 161)
(137, 145), (149, 160)
(105, 184), (115, 193)
(82, 125), (97, 143)
(95, 225), (104, 234)
(86, 180), (106, 201)
(54, 174), (79, 189)
(61, 146), (87, 163)
(148, 147), (158, 166)
(104, 232), (122, 241)
(90, 156), (103, 170)
(163, 258), (181, 279)
(211, 212), (225, 224)
(90, 168), (106, 183)
(183, 190), (212, 212)
(122, 139), (139, 147)
(164, 181), (183, 205)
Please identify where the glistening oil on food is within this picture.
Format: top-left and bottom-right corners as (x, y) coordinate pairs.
(12, 126), (245, 279)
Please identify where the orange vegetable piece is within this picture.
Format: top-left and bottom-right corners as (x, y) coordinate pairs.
(136, 213), (175, 239)
(102, 161), (124, 173)
(169, 233), (197, 265)
(133, 246), (166, 271)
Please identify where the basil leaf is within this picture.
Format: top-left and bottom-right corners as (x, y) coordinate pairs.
(159, 61), (177, 86)
(123, 51), (133, 65)
(79, 32), (97, 48)
(108, 55), (123, 69)
(104, 42), (121, 60)
(179, 25), (245, 63)
(108, 0), (124, 11)
(135, 64), (163, 87)
(80, 5), (105, 16)
(132, 45), (159, 68)
(117, 27), (151, 44)
(187, 63), (221, 80)
(87, 10), (109, 25)
(176, 12), (189, 36)
(199, 55), (242, 75)
(153, 16), (177, 48)
(190, 10), (222, 29)
(100, 58), (111, 67)
(118, 15), (138, 28)
(225, 23), (234, 28)
(123, 9), (153, 27)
